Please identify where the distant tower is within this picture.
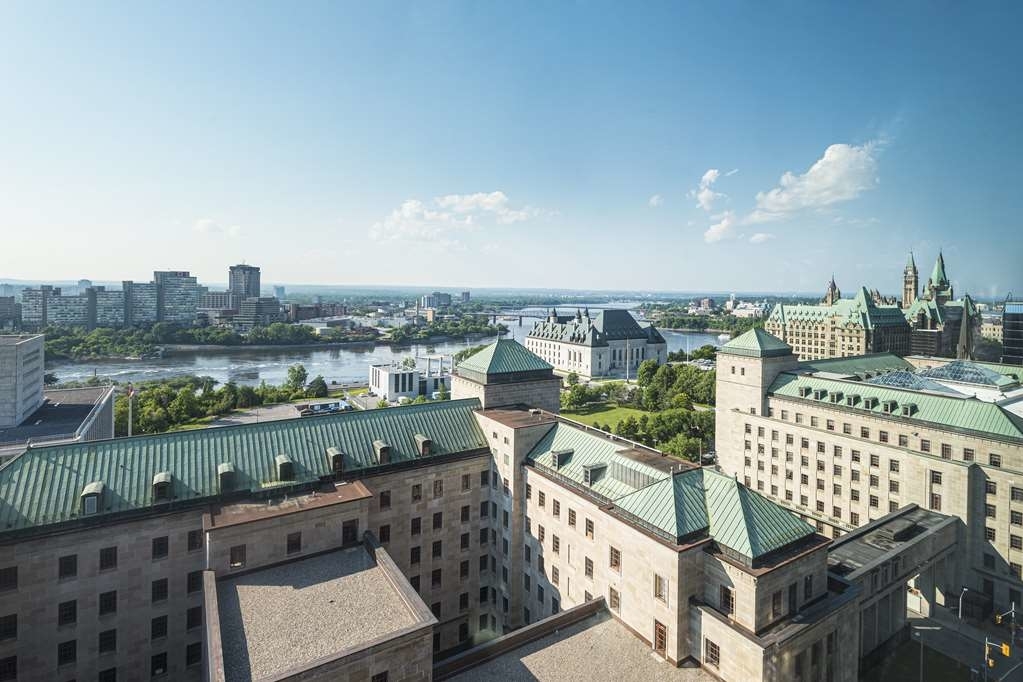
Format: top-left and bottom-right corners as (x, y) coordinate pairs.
(822, 276), (841, 305)
(956, 294), (975, 360)
(925, 251), (953, 305)
(902, 252), (918, 308)
(229, 264), (261, 299)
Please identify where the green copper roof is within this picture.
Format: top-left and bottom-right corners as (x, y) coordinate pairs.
(613, 468), (815, 559)
(457, 338), (553, 375)
(719, 328), (792, 358)
(930, 252), (949, 287)
(768, 289), (908, 331)
(796, 353), (914, 378)
(906, 251), (916, 270)
(0, 398), (488, 533)
(769, 373), (1023, 442)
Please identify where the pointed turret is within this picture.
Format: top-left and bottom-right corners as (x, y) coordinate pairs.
(822, 275), (841, 305)
(930, 252), (949, 287)
(906, 251), (916, 270)
(956, 293), (974, 360)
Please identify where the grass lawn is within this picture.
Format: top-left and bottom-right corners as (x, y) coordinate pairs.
(861, 638), (972, 682)
(560, 402), (649, 429)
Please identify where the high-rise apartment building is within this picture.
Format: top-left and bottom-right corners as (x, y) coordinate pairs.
(153, 271), (200, 325)
(232, 297), (284, 331)
(715, 327), (1023, 617)
(273, 285), (286, 301)
(0, 334), (44, 428)
(1004, 302), (1023, 366)
(228, 264), (261, 299)
(122, 280), (159, 326)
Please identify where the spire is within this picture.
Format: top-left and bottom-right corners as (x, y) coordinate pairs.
(906, 251), (916, 271)
(956, 294), (974, 360)
(930, 252), (949, 287)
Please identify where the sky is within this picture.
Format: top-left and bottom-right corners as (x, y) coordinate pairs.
(1, 2), (1021, 297)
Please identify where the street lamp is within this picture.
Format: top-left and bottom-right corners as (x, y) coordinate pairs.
(960, 587), (970, 621)
(913, 625), (942, 682)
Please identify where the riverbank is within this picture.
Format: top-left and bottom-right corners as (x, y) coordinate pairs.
(656, 326), (734, 335)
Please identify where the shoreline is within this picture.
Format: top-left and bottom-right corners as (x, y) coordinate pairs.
(658, 327), (734, 336)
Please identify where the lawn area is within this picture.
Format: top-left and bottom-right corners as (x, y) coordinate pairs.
(861, 638), (972, 682)
(560, 402), (649, 429)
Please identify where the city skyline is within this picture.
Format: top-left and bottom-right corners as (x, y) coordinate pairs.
(2, 3), (1021, 294)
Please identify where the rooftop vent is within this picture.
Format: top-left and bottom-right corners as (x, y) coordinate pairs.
(373, 440), (392, 465)
(583, 463), (607, 487)
(551, 449), (574, 470)
(901, 403), (918, 416)
(152, 471), (173, 502)
(326, 447), (344, 477)
(217, 462), (236, 492)
(275, 454), (294, 482)
(414, 434), (433, 458)
(80, 481), (105, 516)
(882, 399), (898, 414)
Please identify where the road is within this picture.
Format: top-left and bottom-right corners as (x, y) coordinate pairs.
(208, 403), (303, 427)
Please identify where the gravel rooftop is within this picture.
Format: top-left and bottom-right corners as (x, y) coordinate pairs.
(217, 547), (417, 682)
(449, 610), (713, 682)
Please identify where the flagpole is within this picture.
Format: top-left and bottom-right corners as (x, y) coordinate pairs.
(127, 383), (134, 438)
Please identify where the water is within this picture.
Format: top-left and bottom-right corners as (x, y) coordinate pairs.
(48, 316), (724, 387)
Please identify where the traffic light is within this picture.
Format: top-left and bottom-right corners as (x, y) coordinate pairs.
(997, 614), (1004, 624)
(989, 658), (996, 668)
(1002, 643), (1011, 657)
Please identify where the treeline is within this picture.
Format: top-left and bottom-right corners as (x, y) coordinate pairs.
(112, 364), (328, 436)
(43, 323), (380, 361)
(652, 313), (764, 334)
(390, 318), (507, 344)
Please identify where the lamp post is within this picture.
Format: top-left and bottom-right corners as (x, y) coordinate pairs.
(959, 587), (969, 621)
(913, 625), (942, 682)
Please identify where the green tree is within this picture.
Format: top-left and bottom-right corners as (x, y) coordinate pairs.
(637, 359), (660, 386)
(306, 375), (329, 398)
(286, 364), (308, 391)
(437, 385), (450, 401)
(168, 387), (201, 423)
(454, 345), (487, 363)
(566, 372), (580, 386)
(376, 399), (390, 409)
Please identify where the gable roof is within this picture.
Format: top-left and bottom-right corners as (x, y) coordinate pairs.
(0, 398), (488, 534)
(456, 339), (552, 375)
(796, 353), (914, 378)
(720, 328), (792, 358)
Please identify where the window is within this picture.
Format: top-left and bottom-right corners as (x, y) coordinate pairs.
(99, 628), (117, 654)
(379, 490), (391, 509)
(432, 568), (442, 588)
(986, 504), (997, 519)
(411, 516), (422, 536)
(100, 546), (118, 571)
(538, 491), (546, 507)
(890, 460), (900, 473)
(585, 518), (594, 539)
(705, 639), (720, 667)
(434, 512), (443, 530)
(654, 574), (668, 603)
(870, 495), (879, 508)
(826, 420), (834, 431)
(411, 546), (421, 564)
(151, 615), (168, 640)
(941, 443), (952, 459)
(287, 532), (302, 555)
(433, 540), (442, 559)
(552, 499), (560, 517)
(810, 417), (818, 428)
(187, 570), (202, 593)
(0, 657), (16, 682)
(151, 652), (168, 677)
(869, 453), (880, 468)
(538, 525), (545, 543)
(609, 546), (621, 572)
(152, 578), (168, 603)
(58, 639), (77, 666)
(1013, 511), (1023, 526)
(931, 471), (942, 485)
(58, 599), (77, 626)
(898, 434), (909, 447)
(151, 536), (169, 560)
(930, 493), (942, 511)
(920, 439), (931, 453)
(0, 568), (15, 593)
(410, 575), (420, 592)
(460, 505), (470, 523)
(720, 585), (735, 615)
(568, 509), (576, 527)
(964, 448), (975, 462)
(187, 606), (202, 630)
(412, 483), (422, 502)
(59, 554), (77, 579)
(379, 524), (391, 543)
(0, 615), (15, 642)
(879, 430), (889, 443)
(186, 642), (202, 667)
(851, 450), (861, 463)
(986, 527), (996, 541)
(771, 591), (782, 618)
(991, 453), (1003, 467)
(1012, 535), (1022, 550)
(890, 481), (899, 493)
(804, 574), (813, 600)
(585, 557), (593, 578)
(229, 545), (246, 568)
(433, 480), (443, 498)
(860, 427), (870, 438)
(609, 586), (620, 611)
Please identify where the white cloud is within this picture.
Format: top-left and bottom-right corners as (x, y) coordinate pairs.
(747, 142), (880, 224)
(725, 168), (739, 177)
(193, 218), (241, 237)
(749, 232), (775, 244)
(370, 191), (542, 243)
(648, 194), (663, 208)
(704, 211), (738, 243)
(689, 168), (726, 211)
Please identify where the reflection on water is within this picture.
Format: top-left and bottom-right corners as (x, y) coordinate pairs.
(49, 315), (724, 387)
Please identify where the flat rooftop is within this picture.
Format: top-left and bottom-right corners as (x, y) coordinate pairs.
(827, 506), (956, 579)
(0, 386), (112, 445)
(447, 609), (712, 682)
(0, 334), (42, 346)
(208, 481), (371, 529)
(217, 546), (422, 682)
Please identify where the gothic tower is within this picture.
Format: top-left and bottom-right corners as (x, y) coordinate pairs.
(822, 275), (841, 305)
(903, 251), (918, 308)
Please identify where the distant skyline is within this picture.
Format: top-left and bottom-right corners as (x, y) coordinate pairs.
(1, 2), (1021, 297)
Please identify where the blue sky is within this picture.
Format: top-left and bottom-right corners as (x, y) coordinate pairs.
(1, 2), (1021, 296)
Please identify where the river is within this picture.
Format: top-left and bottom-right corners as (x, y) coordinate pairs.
(48, 316), (725, 387)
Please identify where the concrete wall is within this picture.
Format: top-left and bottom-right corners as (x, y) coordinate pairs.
(0, 335), (44, 428)
(451, 374), (561, 414)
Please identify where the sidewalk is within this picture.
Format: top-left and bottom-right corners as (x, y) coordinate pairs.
(910, 609), (1023, 681)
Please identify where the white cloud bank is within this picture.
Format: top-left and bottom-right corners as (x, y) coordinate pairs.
(690, 168), (725, 211)
(369, 191), (542, 244)
(648, 194), (663, 208)
(702, 141), (881, 243)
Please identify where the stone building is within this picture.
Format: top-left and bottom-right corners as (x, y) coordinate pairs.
(715, 327), (1023, 619)
(765, 287), (911, 361)
(525, 308), (666, 378)
(0, 339), (954, 682)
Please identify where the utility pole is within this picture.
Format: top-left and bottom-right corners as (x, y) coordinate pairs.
(995, 602), (1018, 644)
(983, 636), (1011, 681)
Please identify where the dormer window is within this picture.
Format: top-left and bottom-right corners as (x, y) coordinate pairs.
(81, 481), (105, 516)
(327, 447), (344, 477)
(218, 462), (236, 492)
(882, 400), (898, 414)
(799, 386), (812, 398)
(414, 434), (432, 458)
(552, 449), (573, 470)
(275, 454), (294, 482)
(152, 472), (172, 502)
(373, 440), (392, 465)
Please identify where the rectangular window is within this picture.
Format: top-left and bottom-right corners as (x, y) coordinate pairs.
(411, 546), (421, 564)
(98, 628), (117, 653)
(920, 439), (931, 453)
(609, 546), (621, 572)
(931, 471), (942, 484)
(151, 578), (168, 603)
(412, 483), (422, 502)
(991, 453), (1003, 467)
(58, 599), (77, 626)
(433, 480), (443, 498)
(964, 448), (975, 462)
(229, 545), (246, 568)
(187, 606), (202, 630)
(609, 586), (620, 611)
(879, 430), (889, 443)
(58, 639), (77, 666)
(987, 527), (997, 541)
(287, 532), (302, 555)
(411, 517), (421, 536)
(720, 585), (734, 615)
(379, 524), (390, 543)
(187, 570), (202, 594)
(771, 591), (782, 618)
(59, 555), (77, 580)
(804, 574), (813, 600)
(151, 615), (168, 640)
(585, 557), (593, 578)
(986, 504), (997, 519)
(585, 518), (594, 539)
(705, 639), (720, 667)
(0, 568), (15, 593)
(151, 537), (168, 560)
(0, 614), (15, 642)
(462, 473), (471, 491)
(434, 512), (443, 530)
(0, 657), (16, 682)
(552, 499), (560, 517)
(941, 443), (952, 459)
(379, 490), (391, 509)
(186, 641), (202, 667)
(100, 546), (118, 571)
(151, 652), (167, 677)
(930, 493), (942, 511)
(538, 491), (546, 507)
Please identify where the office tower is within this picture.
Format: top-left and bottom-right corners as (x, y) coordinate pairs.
(229, 264), (261, 299)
